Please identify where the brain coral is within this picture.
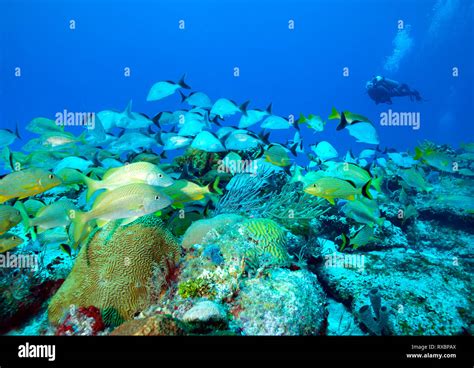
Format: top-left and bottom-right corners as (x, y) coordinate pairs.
(48, 215), (180, 327)
(240, 218), (291, 269)
(181, 213), (243, 249)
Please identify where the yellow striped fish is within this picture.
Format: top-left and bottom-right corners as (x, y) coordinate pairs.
(0, 168), (62, 203)
(0, 233), (24, 253)
(0, 205), (22, 235)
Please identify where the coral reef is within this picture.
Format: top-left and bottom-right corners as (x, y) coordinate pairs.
(213, 168), (277, 216)
(181, 213), (243, 249)
(215, 176), (329, 235)
(48, 215), (180, 327)
(0, 271), (63, 334)
(314, 245), (472, 335)
(326, 298), (364, 336)
(182, 300), (228, 332)
(110, 314), (188, 336)
(56, 305), (105, 336)
(233, 269), (327, 335)
(129, 213), (326, 336)
(240, 218), (291, 270)
(174, 148), (221, 181)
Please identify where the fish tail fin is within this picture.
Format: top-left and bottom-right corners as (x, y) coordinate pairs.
(266, 103), (273, 115)
(13, 200), (31, 230)
(336, 112), (348, 131)
(208, 176), (223, 195)
(178, 74), (191, 89)
(340, 233), (349, 251)
(326, 197), (336, 205)
(372, 176), (383, 193)
(71, 210), (89, 245)
(152, 112), (163, 129)
(361, 180), (373, 200)
(288, 142), (298, 157)
(298, 113), (307, 124)
(123, 100), (133, 118)
(414, 147), (423, 160)
(211, 115), (222, 126)
(78, 130), (87, 144)
(328, 107), (339, 120)
(84, 175), (101, 202)
(179, 90), (187, 102)
(239, 100), (250, 116)
(293, 117), (301, 131)
(15, 123), (21, 139)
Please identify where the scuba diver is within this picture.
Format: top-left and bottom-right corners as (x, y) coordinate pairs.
(366, 76), (422, 104)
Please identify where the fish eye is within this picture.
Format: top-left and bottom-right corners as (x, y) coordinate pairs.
(155, 195), (160, 200)
(158, 174), (163, 178)
(48, 174), (54, 179)
(12, 236), (17, 240)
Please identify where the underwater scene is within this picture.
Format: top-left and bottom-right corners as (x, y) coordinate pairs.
(0, 0), (473, 338)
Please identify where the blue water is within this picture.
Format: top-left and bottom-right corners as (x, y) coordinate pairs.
(1, 0), (474, 339)
(1, 0), (473, 158)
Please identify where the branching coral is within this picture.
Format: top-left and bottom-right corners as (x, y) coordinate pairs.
(215, 175), (329, 233)
(260, 182), (330, 228)
(214, 169), (276, 216)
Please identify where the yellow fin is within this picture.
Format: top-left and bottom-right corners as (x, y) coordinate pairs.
(325, 197), (336, 205)
(120, 216), (139, 226)
(96, 218), (110, 228)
